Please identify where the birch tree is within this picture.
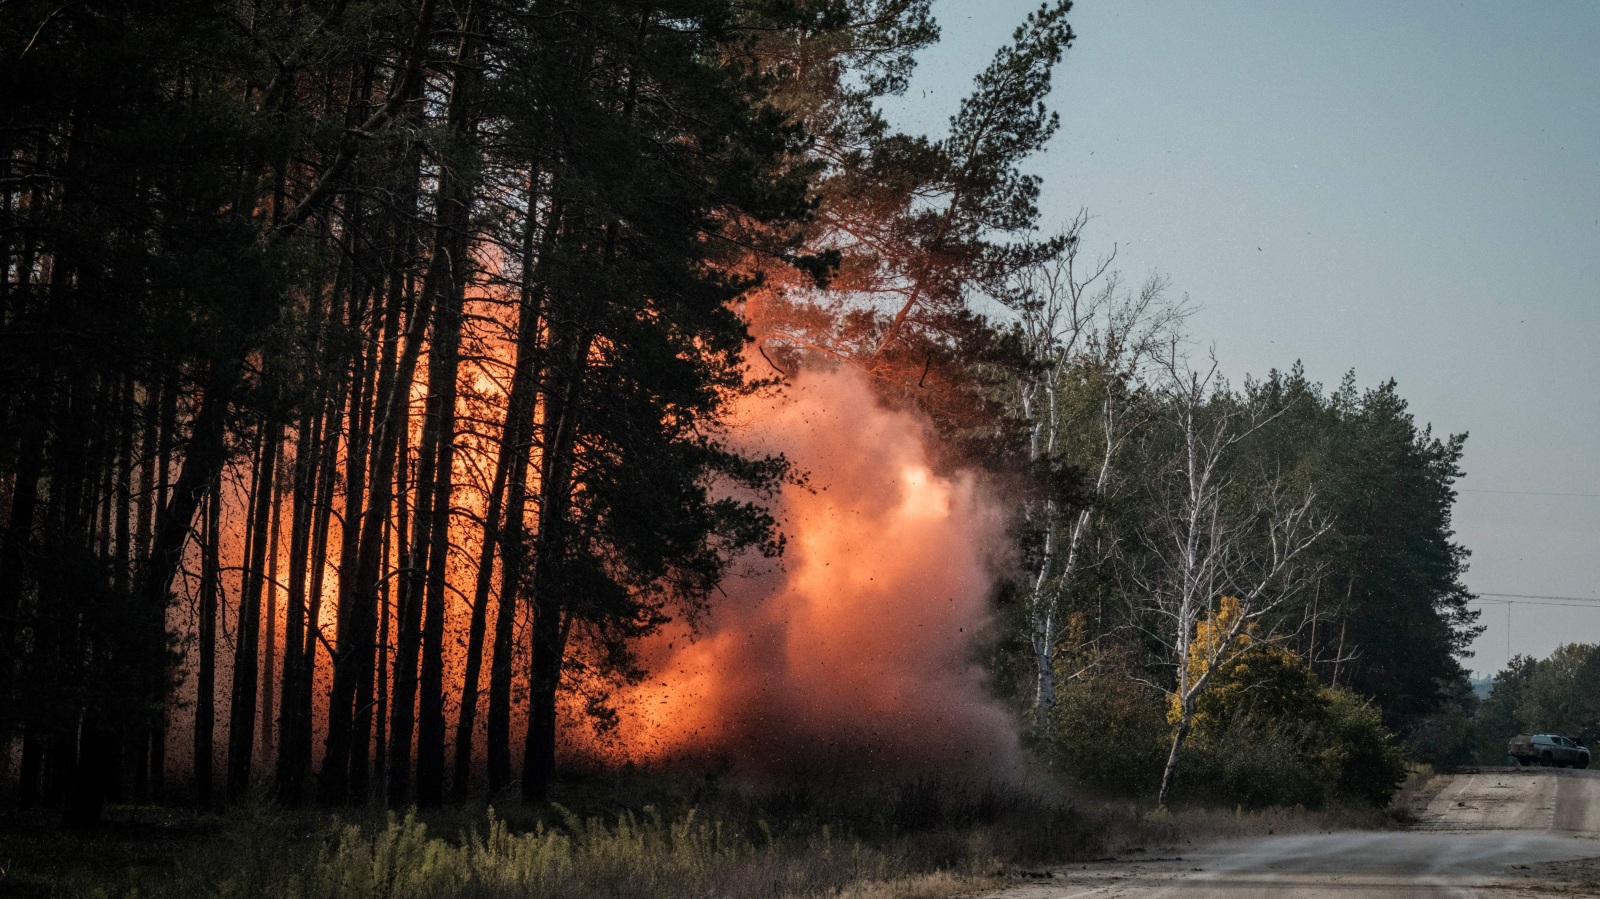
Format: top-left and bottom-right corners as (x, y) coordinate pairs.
(1008, 220), (1183, 731)
(1128, 349), (1329, 807)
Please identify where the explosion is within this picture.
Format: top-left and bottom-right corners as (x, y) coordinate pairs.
(593, 367), (1020, 781)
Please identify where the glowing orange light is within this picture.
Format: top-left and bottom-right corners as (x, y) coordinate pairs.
(577, 367), (1019, 780)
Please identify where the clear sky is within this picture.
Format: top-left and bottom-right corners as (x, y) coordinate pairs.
(887, 0), (1600, 678)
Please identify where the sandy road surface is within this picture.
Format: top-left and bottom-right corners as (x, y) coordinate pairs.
(989, 769), (1600, 898)
(1414, 767), (1600, 835)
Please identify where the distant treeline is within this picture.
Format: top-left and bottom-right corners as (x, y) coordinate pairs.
(1471, 645), (1600, 762)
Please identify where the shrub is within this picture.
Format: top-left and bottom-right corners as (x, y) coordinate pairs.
(1044, 673), (1169, 795)
(1176, 717), (1327, 809)
(1320, 689), (1408, 807)
(1191, 642), (1325, 736)
(1044, 642), (1409, 809)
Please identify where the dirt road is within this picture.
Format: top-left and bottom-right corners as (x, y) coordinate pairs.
(991, 768), (1600, 898)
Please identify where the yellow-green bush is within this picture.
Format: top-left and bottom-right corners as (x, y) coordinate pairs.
(1047, 641), (1408, 808)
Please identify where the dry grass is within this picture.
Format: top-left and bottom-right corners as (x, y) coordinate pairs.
(836, 870), (1005, 899)
(1387, 765), (1449, 824)
(0, 776), (1392, 899)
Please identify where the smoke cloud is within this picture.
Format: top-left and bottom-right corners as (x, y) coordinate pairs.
(598, 366), (1019, 781)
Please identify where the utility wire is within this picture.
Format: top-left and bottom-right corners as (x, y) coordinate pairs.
(1476, 592), (1600, 602)
(1460, 489), (1600, 498)
(1470, 598), (1600, 610)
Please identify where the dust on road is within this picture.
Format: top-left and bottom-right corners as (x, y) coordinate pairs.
(988, 768), (1600, 898)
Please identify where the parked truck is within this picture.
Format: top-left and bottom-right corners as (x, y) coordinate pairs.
(1508, 733), (1590, 768)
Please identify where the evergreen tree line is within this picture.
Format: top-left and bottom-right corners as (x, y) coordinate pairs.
(1, 0), (1095, 823)
(1, 0), (1480, 820)
(986, 276), (1482, 801)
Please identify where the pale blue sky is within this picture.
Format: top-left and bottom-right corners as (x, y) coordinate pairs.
(888, 0), (1600, 677)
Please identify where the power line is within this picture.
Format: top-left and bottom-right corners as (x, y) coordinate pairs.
(1476, 592), (1600, 602)
(1460, 489), (1600, 498)
(1471, 598), (1600, 610)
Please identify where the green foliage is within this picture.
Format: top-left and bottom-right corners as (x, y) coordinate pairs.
(1048, 641), (1407, 808)
(1234, 367), (1481, 732)
(1469, 644), (1600, 764)
(1183, 643), (1406, 809)
(1402, 677), (1478, 769)
(1002, 359), (1477, 789)
(1319, 689), (1409, 807)
(1517, 643), (1600, 738)
(1469, 654), (1540, 763)
(1177, 719), (1328, 809)
(1091, 367), (1474, 728)
(1045, 672), (1171, 795)
(1191, 641), (1327, 739)
(1174, 687), (1406, 810)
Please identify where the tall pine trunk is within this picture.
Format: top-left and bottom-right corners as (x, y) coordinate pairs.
(228, 422), (279, 800)
(342, 281), (378, 801)
(194, 487), (220, 808)
(521, 324), (591, 802)
(414, 8), (481, 808)
(275, 399), (323, 804)
(259, 453), (282, 765)
(453, 403), (510, 801)
(487, 193), (554, 796)
(321, 304), (419, 804)
(327, 258), (430, 806)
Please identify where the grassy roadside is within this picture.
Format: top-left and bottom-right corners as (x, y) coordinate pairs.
(1386, 764), (1451, 824)
(0, 777), (1393, 899)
